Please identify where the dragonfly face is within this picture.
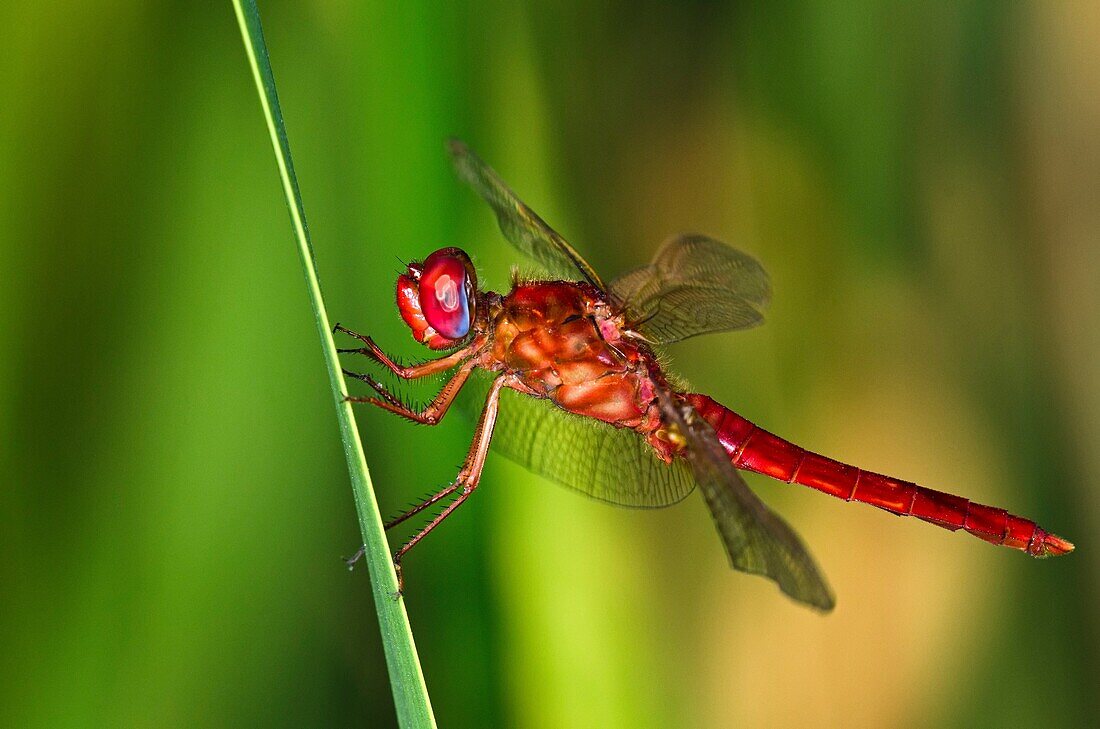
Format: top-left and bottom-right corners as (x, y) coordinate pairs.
(396, 247), (479, 349)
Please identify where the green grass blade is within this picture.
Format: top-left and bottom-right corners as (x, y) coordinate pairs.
(231, 2), (436, 726)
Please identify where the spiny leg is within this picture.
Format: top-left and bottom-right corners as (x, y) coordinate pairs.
(341, 369), (404, 409)
(332, 322), (373, 347)
(389, 375), (509, 595)
(343, 478), (462, 569)
(343, 359), (477, 425)
(340, 363), (476, 566)
(384, 482), (463, 531)
(334, 323), (483, 379)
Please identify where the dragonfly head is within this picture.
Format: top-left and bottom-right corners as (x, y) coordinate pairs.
(396, 247), (479, 349)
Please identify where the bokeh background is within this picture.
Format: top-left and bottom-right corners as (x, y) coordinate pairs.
(2, 1), (1098, 727)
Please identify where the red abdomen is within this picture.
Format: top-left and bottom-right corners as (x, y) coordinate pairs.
(683, 394), (1074, 558)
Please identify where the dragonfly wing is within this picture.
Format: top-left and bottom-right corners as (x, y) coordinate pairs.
(610, 234), (771, 344)
(462, 372), (695, 508)
(449, 139), (606, 290)
(655, 389), (835, 611)
(459, 377), (831, 608)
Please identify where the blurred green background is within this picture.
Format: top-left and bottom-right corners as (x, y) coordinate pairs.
(2, 1), (1097, 727)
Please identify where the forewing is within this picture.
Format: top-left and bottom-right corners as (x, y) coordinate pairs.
(449, 139), (606, 289)
(610, 234), (771, 344)
(655, 390), (835, 611)
(462, 373), (695, 508)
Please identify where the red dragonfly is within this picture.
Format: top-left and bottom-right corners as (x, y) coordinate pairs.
(338, 140), (1073, 610)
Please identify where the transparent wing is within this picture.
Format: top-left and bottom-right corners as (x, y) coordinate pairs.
(458, 375), (831, 609)
(609, 234), (771, 344)
(449, 139), (606, 289)
(462, 372), (695, 508)
(655, 389), (835, 611)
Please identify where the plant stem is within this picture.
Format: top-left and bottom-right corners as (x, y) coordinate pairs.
(231, 2), (436, 726)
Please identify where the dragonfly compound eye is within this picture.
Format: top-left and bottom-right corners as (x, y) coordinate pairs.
(418, 248), (476, 340)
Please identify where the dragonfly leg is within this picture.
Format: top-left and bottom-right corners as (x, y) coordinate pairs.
(390, 374), (508, 595)
(332, 322), (373, 345)
(335, 323), (483, 379)
(384, 481), (462, 531)
(345, 479), (464, 571)
(343, 359), (477, 425)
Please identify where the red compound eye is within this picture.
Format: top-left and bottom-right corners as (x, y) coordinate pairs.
(418, 248), (475, 340)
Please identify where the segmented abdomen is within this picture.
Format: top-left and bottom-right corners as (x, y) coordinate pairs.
(684, 393), (1073, 557)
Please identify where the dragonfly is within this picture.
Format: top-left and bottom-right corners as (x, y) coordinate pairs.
(337, 140), (1074, 611)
